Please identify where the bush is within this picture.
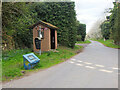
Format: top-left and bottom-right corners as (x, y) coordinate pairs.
(76, 35), (82, 41)
(2, 2), (78, 49)
(109, 3), (120, 45)
(34, 2), (77, 48)
(77, 23), (86, 41)
(100, 21), (110, 40)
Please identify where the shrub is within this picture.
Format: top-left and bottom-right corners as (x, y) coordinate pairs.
(76, 35), (82, 41)
(2, 2), (78, 49)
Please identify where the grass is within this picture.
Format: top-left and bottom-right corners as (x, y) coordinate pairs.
(76, 40), (91, 44)
(2, 48), (31, 81)
(94, 39), (120, 49)
(0, 61), (2, 81)
(2, 45), (83, 81)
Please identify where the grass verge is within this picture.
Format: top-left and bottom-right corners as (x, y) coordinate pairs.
(95, 39), (120, 49)
(76, 40), (91, 44)
(2, 45), (83, 81)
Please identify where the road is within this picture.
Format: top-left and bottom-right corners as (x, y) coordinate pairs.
(3, 41), (118, 88)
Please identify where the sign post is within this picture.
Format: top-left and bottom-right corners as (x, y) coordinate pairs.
(38, 26), (42, 55)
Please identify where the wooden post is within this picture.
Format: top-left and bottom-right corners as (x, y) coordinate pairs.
(39, 26), (41, 55)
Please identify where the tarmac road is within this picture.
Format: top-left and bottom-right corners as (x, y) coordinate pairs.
(2, 40), (118, 88)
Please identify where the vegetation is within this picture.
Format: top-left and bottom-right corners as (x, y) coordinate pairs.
(76, 35), (82, 41)
(2, 2), (86, 82)
(109, 2), (119, 45)
(95, 39), (120, 49)
(86, 20), (103, 40)
(87, 2), (120, 45)
(2, 2), (79, 49)
(76, 40), (91, 44)
(100, 20), (110, 40)
(2, 45), (83, 81)
(77, 23), (86, 41)
(33, 2), (78, 48)
(99, 3), (120, 45)
(2, 2), (35, 50)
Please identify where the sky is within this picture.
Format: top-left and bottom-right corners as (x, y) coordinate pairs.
(72, 0), (114, 33)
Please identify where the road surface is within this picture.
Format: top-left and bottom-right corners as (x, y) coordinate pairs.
(3, 41), (118, 88)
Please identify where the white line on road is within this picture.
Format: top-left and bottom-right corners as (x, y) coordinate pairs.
(112, 67), (118, 70)
(95, 64), (105, 67)
(77, 60), (83, 62)
(99, 69), (113, 73)
(85, 66), (96, 69)
(69, 61), (75, 64)
(84, 62), (92, 65)
(71, 59), (76, 61)
(76, 63), (84, 66)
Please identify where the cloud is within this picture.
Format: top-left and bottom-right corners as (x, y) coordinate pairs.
(72, 0), (114, 33)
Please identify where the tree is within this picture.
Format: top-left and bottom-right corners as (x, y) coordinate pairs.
(33, 2), (77, 48)
(2, 2), (36, 49)
(100, 21), (110, 40)
(2, 2), (78, 49)
(77, 23), (86, 41)
(109, 2), (120, 45)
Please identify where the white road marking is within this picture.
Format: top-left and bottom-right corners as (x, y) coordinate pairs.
(112, 67), (118, 70)
(76, 63), (84, 66)
(77, 60), (83, 62)
(84, 62), (92, 65)
(95, 64), (105, 67)
(85, 66), (95, 69)
(99, 69), (113, 73)
(69, 61), (75, 64)
(71, 59), (76, 61)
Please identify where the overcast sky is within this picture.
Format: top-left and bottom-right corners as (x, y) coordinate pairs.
(72, 0), (114, 33)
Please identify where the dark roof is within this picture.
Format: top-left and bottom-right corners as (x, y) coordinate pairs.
(30, 20), (58, 29)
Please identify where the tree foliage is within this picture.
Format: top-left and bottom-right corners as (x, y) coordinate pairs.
(100, 3), (120, 45)
(110, 3), (120, 45)
(77, 23), (86, 41)
(33, 2), (77, 48)
(100, 21), (110, 40)
(2, 2), (36, 50)
(2, 2), (78, 50)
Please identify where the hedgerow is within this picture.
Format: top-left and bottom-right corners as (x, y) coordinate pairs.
(2, 2), (78, 49)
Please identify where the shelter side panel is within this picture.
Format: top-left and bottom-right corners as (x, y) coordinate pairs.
(41, 29), (50, 51)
